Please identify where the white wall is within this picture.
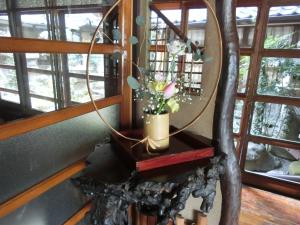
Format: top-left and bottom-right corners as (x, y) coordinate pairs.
(171, 1), (223, 224)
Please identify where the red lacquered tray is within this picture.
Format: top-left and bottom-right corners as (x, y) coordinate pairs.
(111, 127), (214, 172)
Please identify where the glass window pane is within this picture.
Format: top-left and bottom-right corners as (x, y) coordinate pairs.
(149, 52), (182, 81)
(150, 10), (181, 45)
(150, 11), (163, 45)
(0, 15), (11, 37)
(0, 1), (6, 10)
(161, 10), (182, 25)
(65, 13), (103, 43)
(26, 53), (52, 70)
(69, 77), (104, 103)
(66, 52), (120, 105)
(67, 54), (105, 76)
(251, 102), (300, 143)
(236, 7), (258, 48)
(26, 53), (54, 98)
(28, 72), (54, 98)
(0, 92), (20, 103)
(257, 57), (300, 98)
(184, 53), (203, 93)
(187, 9), (207, 47)
(265, 6), (300, 49)
(185, 63), (203, 74)
(16, 0), (45, 8)
(31, 97), (55, 112)
(21, 14), (49, 39)
(0, 53), (15, 66)
(0, 68), (18, 90)
(245, 142), (300, 184)
(149, 51), (166, 63)
(233, 100), (244, 134)
(57, 0), (110, 6)
(238, 56), (250, 93)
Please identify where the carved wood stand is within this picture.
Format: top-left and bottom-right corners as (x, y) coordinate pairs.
(74, 155), (225, 225)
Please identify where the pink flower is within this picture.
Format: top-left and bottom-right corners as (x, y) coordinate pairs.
(163, 82), (177, 99)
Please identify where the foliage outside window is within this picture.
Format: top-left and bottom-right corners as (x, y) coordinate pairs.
(233, 4), (300, 192)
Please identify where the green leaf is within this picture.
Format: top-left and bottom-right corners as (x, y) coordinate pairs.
(127, 76), (140, 89)
(112, 29), (121, 41)
(193, 53), (201, 61)
(186, 40), (192, 53)
(192, 49), (203, 61)
(186, 39), (192, 47)
(196, 48), (202, 55)
(170, 61), (176, 71)
(129, 36), (139, 45)
(136, 15), (145, 26)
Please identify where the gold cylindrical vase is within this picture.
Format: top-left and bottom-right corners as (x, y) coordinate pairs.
(143, 113), (169, 151)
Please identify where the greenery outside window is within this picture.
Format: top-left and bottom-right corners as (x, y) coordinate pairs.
(233, 2), (300, 197)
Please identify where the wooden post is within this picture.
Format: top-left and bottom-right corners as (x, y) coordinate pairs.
(167, 219), (174, 225)
(176, 215), (185, 225)
(147, 215), (157, 225)
(196, 212), (208, 225)
(139, 213), (148, 225)
(119, 0), (133, 128)
(133, 0), (151, 128)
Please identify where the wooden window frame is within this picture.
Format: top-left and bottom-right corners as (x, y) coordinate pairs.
(0, 0), (133, 140)
(235, 0), (300, 198)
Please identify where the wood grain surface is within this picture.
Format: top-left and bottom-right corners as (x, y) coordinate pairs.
(240, 186), (300, 225)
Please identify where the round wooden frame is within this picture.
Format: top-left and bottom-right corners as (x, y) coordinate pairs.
(85, 0), (223, 146)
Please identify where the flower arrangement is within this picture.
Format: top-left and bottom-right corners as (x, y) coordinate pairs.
(85, 2), (222, 152)
(127, 40), (194, 115)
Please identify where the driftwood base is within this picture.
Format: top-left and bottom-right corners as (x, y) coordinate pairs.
(74, 156), (225, 225)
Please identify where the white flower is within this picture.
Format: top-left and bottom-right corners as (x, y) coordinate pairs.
(167, 40), (186, 56)
(154, 72), (165, 82)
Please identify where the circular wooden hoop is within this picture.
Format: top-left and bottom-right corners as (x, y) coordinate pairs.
(86, 0), (223, 145)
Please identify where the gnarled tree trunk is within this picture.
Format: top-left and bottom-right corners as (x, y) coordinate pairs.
(214, 0), (242, 225)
